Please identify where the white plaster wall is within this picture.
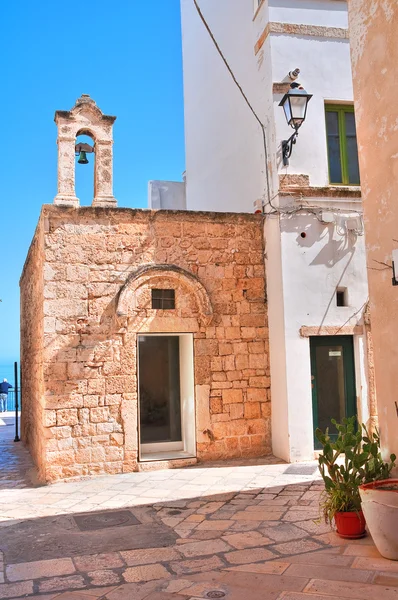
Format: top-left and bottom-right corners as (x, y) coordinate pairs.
(268, 0), (348, 28)
(272, 35), (354, 186)
(280, 212), (369, 460)
(181, 0), (353, 210)
(180, 0), (369, 462)
(148, 180), (186, 210)
(268, 0), (353, 187)
(181, 0), (271, 213)
(265, 216), (290, 460)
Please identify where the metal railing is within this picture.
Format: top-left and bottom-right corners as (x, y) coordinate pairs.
(3, 389), (21, 412)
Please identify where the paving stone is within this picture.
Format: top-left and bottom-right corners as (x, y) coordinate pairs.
(260, 523), (308, 542)
(7, 558), (75, 582)
(184, 514), (205, 523)
(159, 578), (193, 593)
(143, 593), (190, 600)
(224, 547), (275, 564)
(222, 531), (272, 549)
(169, 555), (224, 575)
(272, 539), (323, 555)
(343, 545), (382, 558)
(245, 505), (287, 513)
(106, 581), (160, 600)
(284, 551), (354, 568)
(257, 498), (289, 506)
(285, 563), (372, 583)
(282, 508), (320, 522)
(120, 547), (180, 566)
(52, 593), (107, 600)
(82, 585), (119, 597)
(226, 561), (289, 574)
(188, 530), (222, 540)
(196, 502), (226, 515)
(295, 519), (331, 535)
(74, 553), (124, 572)
(280, 594), (353, 600)
(352, 556), (398, 572)
(0, 581), (34, 599)
(232, 510), (284, 521)
(39, 575), (86, 593)
(87, 569), (121, 586)
(305, 579), (398, 600)
(314, 532), (374, 547)
(196, 519), (232, 531)
(185, 570), (310, 597)
(373, 572), (398, 587)
(123, 564), (171, 583)
(178, 539), (231, 558)
(229, 520), (263, 532)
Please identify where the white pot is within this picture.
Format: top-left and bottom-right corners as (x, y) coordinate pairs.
(359, 479), (398, 560)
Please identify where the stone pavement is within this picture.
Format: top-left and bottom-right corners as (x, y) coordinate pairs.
(0, 417), (398, 599)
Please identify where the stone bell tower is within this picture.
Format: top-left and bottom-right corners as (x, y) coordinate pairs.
(54, 94), (117, 207)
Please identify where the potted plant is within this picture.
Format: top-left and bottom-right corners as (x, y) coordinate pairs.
(359, 430), (397, 559)
(315, 417), (395, 539)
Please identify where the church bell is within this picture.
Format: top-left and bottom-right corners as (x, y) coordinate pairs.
(77, 150), (89, 165)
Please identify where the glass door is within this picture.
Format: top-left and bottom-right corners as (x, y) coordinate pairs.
(138, 335), (183, 455)
(310, 335), (357, 449)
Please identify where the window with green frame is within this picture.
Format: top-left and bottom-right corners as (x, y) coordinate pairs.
(325, 105), (360, 185)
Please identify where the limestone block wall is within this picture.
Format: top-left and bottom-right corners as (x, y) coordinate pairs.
(21, 206), (270, 482)
(20, 218), (46, 477)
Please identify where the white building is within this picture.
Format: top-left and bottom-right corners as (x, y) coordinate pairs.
(150, 0), (371, 462)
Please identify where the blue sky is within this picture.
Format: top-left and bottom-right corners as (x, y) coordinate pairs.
(0, 1), (185, 367)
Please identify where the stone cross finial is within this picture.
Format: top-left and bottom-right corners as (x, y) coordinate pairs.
(54, 94), (117, 207)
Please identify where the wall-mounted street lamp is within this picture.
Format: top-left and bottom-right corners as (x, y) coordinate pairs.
(279, 82), (312, 166)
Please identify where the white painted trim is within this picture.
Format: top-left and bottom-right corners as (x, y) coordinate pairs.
(141, 441), (184, 453)
(137, 333), (196, 461)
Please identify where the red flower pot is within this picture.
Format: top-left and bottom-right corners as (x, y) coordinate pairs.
(334, 510), (366, 539)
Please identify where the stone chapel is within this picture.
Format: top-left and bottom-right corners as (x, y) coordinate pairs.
(20, 95), (270, 482)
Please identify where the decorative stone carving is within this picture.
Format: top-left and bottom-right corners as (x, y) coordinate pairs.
(116, 264), (214, 326)
(54, 94), (117, 207)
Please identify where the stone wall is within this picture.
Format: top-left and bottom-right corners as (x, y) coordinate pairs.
(20, 218), (46, 479)
(21, 206), (270, 482)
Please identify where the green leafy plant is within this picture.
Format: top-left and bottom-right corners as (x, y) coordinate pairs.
(316, 416), (396, 524)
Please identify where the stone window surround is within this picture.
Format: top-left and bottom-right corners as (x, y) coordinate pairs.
(117, 264), (214, 327)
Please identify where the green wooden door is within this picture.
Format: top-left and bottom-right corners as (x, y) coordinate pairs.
(310, 336), (357, 449)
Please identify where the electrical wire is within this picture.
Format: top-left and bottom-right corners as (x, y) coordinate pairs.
(191, 0), (363, 228)
(192, 0), (271, 209)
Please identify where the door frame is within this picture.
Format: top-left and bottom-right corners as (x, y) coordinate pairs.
(310, 335), (357, 448)
(137, 332), (196, 461)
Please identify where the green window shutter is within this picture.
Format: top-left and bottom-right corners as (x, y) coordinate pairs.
(325, 105), (360, 186)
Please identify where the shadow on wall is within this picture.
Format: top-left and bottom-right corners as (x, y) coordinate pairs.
(281, 213), (358, 268)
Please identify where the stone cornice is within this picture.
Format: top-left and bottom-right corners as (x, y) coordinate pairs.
(255, 22), (349, 55)
(300, 325), (364, 337)
(279, 186), (361, 199)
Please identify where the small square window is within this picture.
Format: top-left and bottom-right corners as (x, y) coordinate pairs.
(151, 289), (175, 310)
(336, 288), (347, 307)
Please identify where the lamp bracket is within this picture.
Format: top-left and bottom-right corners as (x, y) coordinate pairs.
(282, 130), (299, 167)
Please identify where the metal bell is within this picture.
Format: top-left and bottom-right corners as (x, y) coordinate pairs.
(78, 151), (89, 164)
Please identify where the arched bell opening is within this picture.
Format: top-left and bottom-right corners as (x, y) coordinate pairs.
(54, 95), (117, 207)
(75, 130), (96, 206)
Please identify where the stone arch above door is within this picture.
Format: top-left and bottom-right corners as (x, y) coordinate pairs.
(116, 264), (214, 327)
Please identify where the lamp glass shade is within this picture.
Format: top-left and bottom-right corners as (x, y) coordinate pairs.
(279, 88), (312, 129)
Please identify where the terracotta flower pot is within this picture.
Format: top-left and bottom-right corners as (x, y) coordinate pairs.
(334, 510), (366, 539)
(359, 479), (398, 560)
